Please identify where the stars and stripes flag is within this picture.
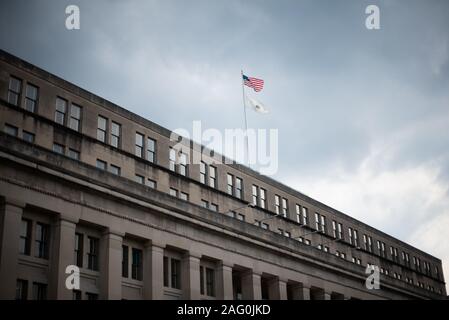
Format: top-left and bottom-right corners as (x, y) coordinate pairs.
(243, 74), (264, 92)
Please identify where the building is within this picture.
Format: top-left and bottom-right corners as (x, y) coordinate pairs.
(0, 49), (446, 300)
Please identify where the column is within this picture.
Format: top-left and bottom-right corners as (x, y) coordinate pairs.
(0, 199), (24, 299)
(48, 217), (78, 299)
(301, 284), (311, 300)
(268, 277), (288, 300)
(181, 252), (201, 300)
(143, 241), (165, 300)
(216, 262), (233, 300)
(241, 270), (262, 300)
(99, 230), (123, 300)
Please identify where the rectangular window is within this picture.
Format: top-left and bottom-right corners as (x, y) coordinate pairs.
(135, 132), (144, 158)
(235, 177), (243, 199)
(74, 233), (83, 268)
(35, 223), (49, 259)
(201, 199), (208, 208)
(135, 174), (144, 184)
(19, 219), (31, 255)
(260, 188), (266, 209)
(8, 76), (22, 106)
(97, 115), (107, 142)
(86, 293), (98, 300)
(122, 245), (129, 278)
(163, 256), (169, 287)
(171, 258), (181, 289)
(206, 268), (215, 297)
(87, 236), (99, 271)
(53, 143), (65, 155)
(147, 179), (156, 189)
(302, 207), (309, 226)
(275, 195), (280, 215)
(5, 123), (18, 136)
(68, 148), (80, 161)
(55, 97), (67, 125)
(73, 290), (82, 300)
(332, 221), (337, 238)
(348, 227), (353, 245)
(131, 248), (143, 281)
(180, 192), (189, 201)
(210, 203), (218, 212)
(252, 185), (258, 206)
(147, 138), (156, 163)
(69, 104), (81, 131)
(315, 213), (320, 231)
(227, 173), (234, 195)
(25, 83), (38, 112)
(16, 279), (28, 300)
(179, 152), (188, 176)
(200, 266), (204, 295)
(296, 205), (301, 224)
(209, 166), (216, 188)
(96, 159), (107, 170)
(200, 161), (207, 184)
(353, 230), (358, 247)
(169, 148), (176, 171)
(32, 282), (47, 300)
(320, 215), (326, 233)
(111, 121), (121, 148)
(281, 198), (288, 217)
(170, 188), (178, 197)
(109, 164), (121, 176)
(23, 131), (35, 143)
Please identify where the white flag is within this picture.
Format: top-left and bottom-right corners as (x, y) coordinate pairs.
(245, 95), (269, 114)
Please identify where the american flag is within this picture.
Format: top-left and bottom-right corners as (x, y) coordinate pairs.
(243, 74), (264, 92)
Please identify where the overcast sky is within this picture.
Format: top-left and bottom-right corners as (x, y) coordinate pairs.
(1, 0), (448, 291)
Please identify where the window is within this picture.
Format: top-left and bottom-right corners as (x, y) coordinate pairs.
(201, 199), (209, 208)
(227, 173), (234, 195)
(32, 282), (47, 300)
(296, 205), (301, 223)
(235, 177), (243, 199)
(35, 223), (49, 259)
(169, 258), (181, 289)
(23, 131), (35, 143)
(69, 104), (81, 131)
(320, 215), (326, 234)
(109, 164), (121, 176)
(364, 235), (373, 252)
(255, 220), (269, 230)
(353, 229), (358, 247)
(200, 161), (207, 184)
(170, 188), (178, 197)
(135, 133), (144, 158)
(53, 143), (65, 155)
(16, 279), (28, 300)
(275, 195), (280, 214)
(348, 228), (358, 246)
(55, 97), (67, 125)
(96, 159), (107, 170)
(68, 148), (80, 161)
(111, 122), (121, 148)
(180, 192), (189, 201)
(147, 179), (156, 189)
(258, 188), (265, 209)
(131, 248), (143, 280)
(87, 236), (99, 271)
(348, 227), (353, 245)
(147, 138), (156, 163)
(97, 116), (107, 142)
(304, 239), (311, 246)
(8, 76), (22, 106)
(25, 83), (38, 112)
(73, 290), (82, 300)
(209, 166), (216, 188)
(169, 148), (176, 171)
(302, 207), (309, 226)
(74, 233), (83, 268)
(19, 219), (31, 255)
(135, 174), (144, 184)
(332, 221), (337, 238)
(281, 198), (288, 217)
(122, 245), (129, 278)
(179, 152), (188, 176)
(4, 123), (18, 136)
(206, 268), (215, 297)
(377, 241), (386, 257)
(210, 203), (218, 212)
(315, 213), (320, 230)
(252, 185), (258, 206)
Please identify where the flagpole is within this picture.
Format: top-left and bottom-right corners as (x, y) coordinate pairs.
(241, 70), (249, 167)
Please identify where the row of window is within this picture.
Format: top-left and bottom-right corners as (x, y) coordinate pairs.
(5, 75), (442, 282)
